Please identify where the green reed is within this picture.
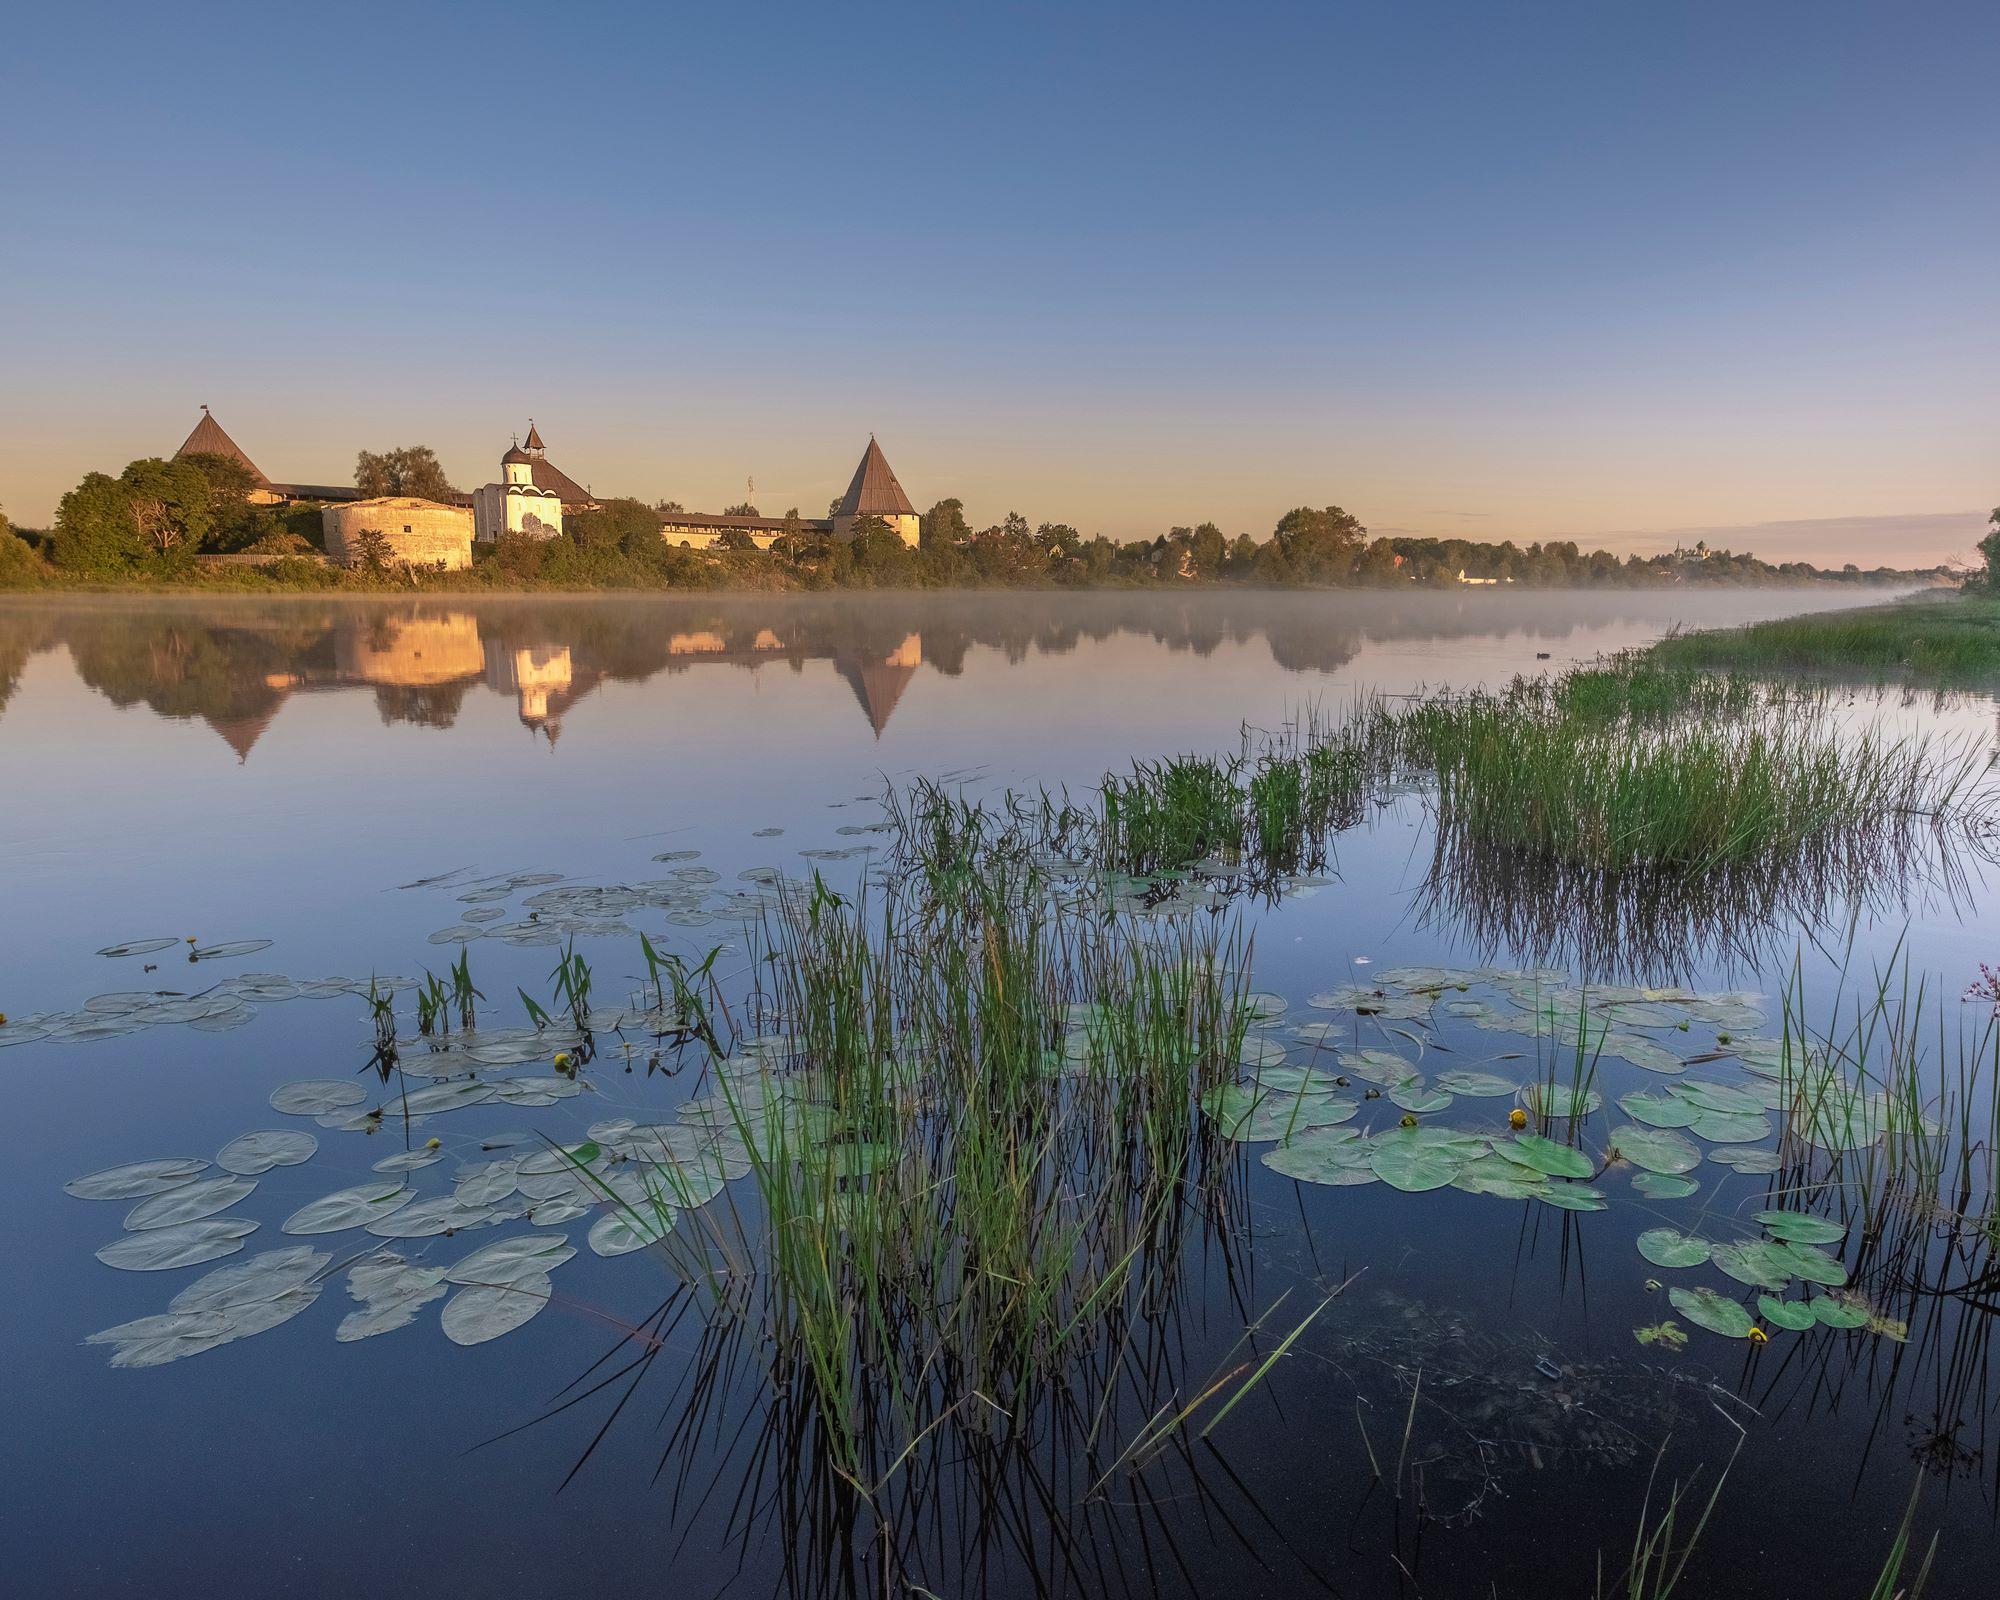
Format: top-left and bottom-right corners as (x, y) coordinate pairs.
(1645, 595), (2000, 683)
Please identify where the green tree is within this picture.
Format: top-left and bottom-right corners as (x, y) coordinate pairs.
(349, 529), (393, 571)
(1980, 507), (2000, 592)
(0, 505), (45, 587)
(50, 472), (143, 573)
(716, 528), (758, 551)
(569, 496), (663, 556)
(355, 445), (456, 501)
(1271, 505), (1366, 581)
(920, 497), (971, 549)
(722, 502), (760, 517)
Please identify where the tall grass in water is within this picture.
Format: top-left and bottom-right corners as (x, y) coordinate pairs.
(613, 814), (1256, 1488)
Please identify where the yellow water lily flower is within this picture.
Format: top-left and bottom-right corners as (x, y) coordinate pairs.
(1747, 1326), (1769, 1344)
(1398, 1112), (1418, 1129)
(425, 1137), (441, 1150)
(1508, 1108), (1528, 1130)
(553, 1050), (575, 1070)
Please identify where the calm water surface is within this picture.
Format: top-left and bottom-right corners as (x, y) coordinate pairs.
(3, 589), (1995, 1597)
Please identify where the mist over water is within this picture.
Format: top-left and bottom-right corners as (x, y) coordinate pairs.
(3, 585), (1995, 1599)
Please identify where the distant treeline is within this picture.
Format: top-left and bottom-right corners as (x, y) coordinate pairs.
(0, 450), (1951, 593)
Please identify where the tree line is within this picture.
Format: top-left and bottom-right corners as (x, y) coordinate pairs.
(0, 444), (1954, 590)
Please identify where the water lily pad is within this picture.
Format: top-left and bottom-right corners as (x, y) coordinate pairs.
(1754, 1209), (1846, 1245)
(1452, 1154), (1549, 1199)
(1689, 1110), (1772, 1145)
(216, 1130), (318, 1176)
(96, 938), (181, 957)
(1508, 1132), (1593, 1180)
(1711, 1238), (1797, 1290)
(1602, 1036), (1686, 1075)
(446, 1232), (576, 1285)
(1768, 1238), (1847, 1287)
(1263, 1127), (1376, 1186)
(170, 1246), (328, 1311)
(270, 1080), (368, 1116)
(189, 939), (274, 960)
(588, 1208), (676, 1256)
(1434, 1070), (1517, 1097)
(374, 1149), (445, 1173)
(336, 1251), (447, 1342)
(1637, 1228), (1710, 1269)
(1609, 1124), (1701, 1175)
(440, 1274), (553, 1345)
(1369, 1127), (1484, 1192)
(96, 1217), (258, 1271)
(1519, 1082), (1602, 1119)
(282, 1182), (412, 1235)
(1339, 1048), (1422, 1087)
(1388, 1083), (1454, 1114)
(1537, 1184), (1607, 1212)
(1668, 1285), (1754, 1338)
(1617, 1092), (1701, 1130)
(365, 1196), (488, 1238)
(1758, 1295), (1817, 1331)
(1707, 1146), (1781, 1173)
(1675, 1080), (1765, 1116)
(123, 1175), (256, 1230)
(1810, 1294), (1870, 1329)
(1632, 1172), (1700, 1199)
(66, 1158), (208, 1200)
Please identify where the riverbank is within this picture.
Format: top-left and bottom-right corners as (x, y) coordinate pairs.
(1636, 588), (2000, 681)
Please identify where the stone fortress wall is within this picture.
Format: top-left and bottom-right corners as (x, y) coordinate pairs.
(322, 498), (475, 570)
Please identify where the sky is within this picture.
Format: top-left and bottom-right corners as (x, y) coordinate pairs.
(1, 1), (1994, 563)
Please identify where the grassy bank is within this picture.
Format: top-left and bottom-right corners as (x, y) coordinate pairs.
(1641, 591), (2000, 681)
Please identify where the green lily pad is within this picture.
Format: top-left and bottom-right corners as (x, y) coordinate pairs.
(1689, 1110), (1772, 1145)
(96, 1217), (259, 1272)
(1519, 1082), (1602, 1119)
(1769, 1238), (1847, 1287)
(1618, 1092), (1702, 1129)
(270, 1080), (368, 1116)
(66, 1158), (209, 1201)
(1538, 1184), (1607, 1212)
(1340, 1048), (1422, 1087)
(1810, 1294), (1870, 1329)
(1632, 1172), (1700, 1199)
(1508, 1132), (1593, 1179)
(1758, 1295), (1817, 1330)
(1674, 1080), (1765, 1116)
(439, 1274), (552, 1345)
(282, 1182), (413, 1236)
(1754, 1209), (1845, 1245)
(1367, 1127), (1484, 1192)
(1388, 1084), (1454, 1114)
(123, 1176), (256, 1231)
(1610, 1124), (1702, 1175)
(1202, 1082), (1358, 1141)
(1434, 1070), (1518, 1097)
(1707, 1146), (1781, 1173)
(1263, 1126), (1375, 1186)
(1711, 1238), (1797, 1290)
(446, 1232), (576, 1286)
(1668, 1285), (1755, 1338)
(1603, 1036), (1685, 1074)
(1637, 1228), (1711, 1269)
(1634, 1320), (1688, 1350)
(1452, 1154), (1549, 1199)
(216, 1130), (318, 1176)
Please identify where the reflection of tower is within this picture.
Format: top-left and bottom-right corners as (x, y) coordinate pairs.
(334, 614), (485, 684)
(832, 633), (922, 740)
(483, 643), (575, 745)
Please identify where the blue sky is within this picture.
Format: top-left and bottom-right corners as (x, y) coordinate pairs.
(2, 1), (1994, 560)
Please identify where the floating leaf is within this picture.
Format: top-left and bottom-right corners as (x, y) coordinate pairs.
(1811, 1294), (1870, 1330)
(1537, 1184), (1607, 1211)
(1634, 1321), (1688, 1350)
(1388, 1083), (1454, 1114)
(1768, 1238), (1847, 1287)
(1674, 1080), (1766, 1116)
(1452, 1154), (1548, 1199)
(1711, 1239), (1797, 1291)
(1668, 1285), (1755, 1338)
(1758, 1295), (1817, 1331)
(1339, 1048), (1421, 1087)
(1434, 1070), (1517, 1097)
(123, 1176), (256, 1230)
(365, 1196), (489, 1238)
(1602, 1036), (1686, 1075)
(1609, 1124), (1701, 1175)
(1754, 1209), (1846, 1245)
(374, 1148), (445, 1173)
(170, 1246), (328, 1311)
(96, 938), (180, 957)
(189, 939), (275, 960)
(1519, 1082), (1602, 1119)
(1637, 1228), (1711, 1269)
(282, 1182), (412, 1235)
(66, 1158), (208, 1200)
(1368, 1127), (1484, 1192)
(1263, 1127), (1376, 1186)
(440, 1274), (553, 1345)
(588, 1208), (676, 1256)
(1508, 1132), (1593, 1180)
(216, 1129), (318, 1176)
(446, 1232), (576, 1285)
(270, 1080), (368, 1116)
(1618, 1092), (1701, 1130)
(1633, 1172), (1700, 1199)
(1689, 1110), (1772, 1145)
(1707, 1145), (1781, 1173)
(96, 1217), (258, 1271)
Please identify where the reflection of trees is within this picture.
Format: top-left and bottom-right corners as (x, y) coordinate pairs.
(1, 590), (1846, 757)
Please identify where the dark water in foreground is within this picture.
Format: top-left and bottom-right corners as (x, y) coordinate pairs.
(2, 588), (1996, 1598)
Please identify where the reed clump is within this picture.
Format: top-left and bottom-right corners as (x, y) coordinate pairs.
(1644, 595), (2000, 682)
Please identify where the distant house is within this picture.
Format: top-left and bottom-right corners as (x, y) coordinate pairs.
(173, 406), (361, 505)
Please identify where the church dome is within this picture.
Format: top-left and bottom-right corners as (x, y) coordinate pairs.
(501, 445), (533, 466)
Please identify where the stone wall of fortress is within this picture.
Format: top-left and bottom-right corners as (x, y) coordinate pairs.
(322, 498), (474, 570)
